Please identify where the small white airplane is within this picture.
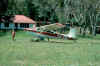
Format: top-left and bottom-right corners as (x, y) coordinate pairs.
(24, 23), (77, 41)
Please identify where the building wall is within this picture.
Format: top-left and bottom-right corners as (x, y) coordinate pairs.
(0, 23), (34, 29)
(0, 23), (14, 29)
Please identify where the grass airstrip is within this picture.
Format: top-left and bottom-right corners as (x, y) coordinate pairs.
(0, 31), (100, 66)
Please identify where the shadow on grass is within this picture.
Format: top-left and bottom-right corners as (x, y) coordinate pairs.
(49, 41), (76, 45)
(30, 39), (76, 45)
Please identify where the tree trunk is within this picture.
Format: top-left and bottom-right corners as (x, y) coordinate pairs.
(83, 28), (86, 36)
(92, 25), (96, 36)
(89, 27), (92, 34)
(80, 27), (82, 34)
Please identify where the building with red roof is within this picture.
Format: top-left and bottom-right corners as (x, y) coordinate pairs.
(0, 15), (35, 29)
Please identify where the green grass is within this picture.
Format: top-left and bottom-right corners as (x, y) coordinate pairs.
(0, 31), (100, 66)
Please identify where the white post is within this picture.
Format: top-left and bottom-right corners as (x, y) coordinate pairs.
(18, 24), (20, 29)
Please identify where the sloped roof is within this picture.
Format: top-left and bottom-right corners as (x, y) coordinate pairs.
(13, 15), (35, 24)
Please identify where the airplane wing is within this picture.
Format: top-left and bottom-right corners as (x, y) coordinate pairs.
(39, 23), (65, 31)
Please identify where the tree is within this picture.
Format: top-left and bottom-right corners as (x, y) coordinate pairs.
(0, 0), (8, 15)
(61, 0), (100, 36)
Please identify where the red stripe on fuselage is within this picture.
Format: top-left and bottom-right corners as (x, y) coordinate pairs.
(31, 30), (61, 37)
(41, 32), (58, 37)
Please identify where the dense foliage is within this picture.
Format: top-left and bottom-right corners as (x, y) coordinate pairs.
(0, 0), (100, 36)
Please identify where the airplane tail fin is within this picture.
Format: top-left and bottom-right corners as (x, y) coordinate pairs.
(62, 27), (77, 40)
